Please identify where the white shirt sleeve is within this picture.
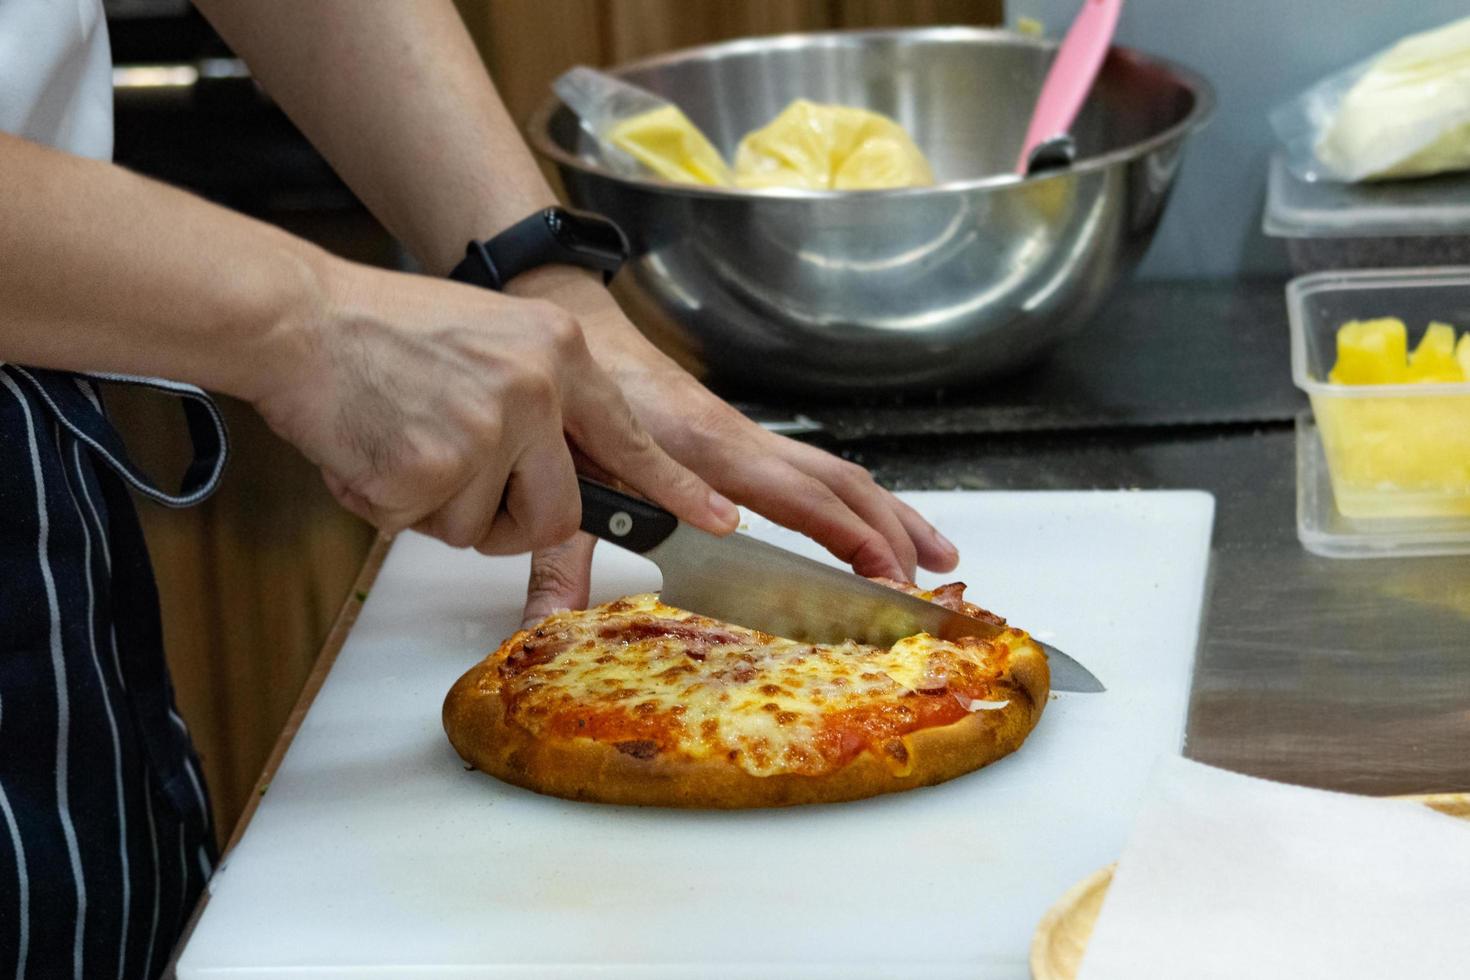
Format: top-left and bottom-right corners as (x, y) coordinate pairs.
(0, 0), (114, 160)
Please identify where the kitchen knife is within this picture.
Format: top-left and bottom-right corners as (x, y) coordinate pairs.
(577, 478), (1105, 693)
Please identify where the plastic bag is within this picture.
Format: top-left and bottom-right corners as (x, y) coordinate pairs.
(732, 99), (935, 191)
(1271, 15), (1470, 183)
(551, 67), (935, 191)
(552, 66), (731, 185)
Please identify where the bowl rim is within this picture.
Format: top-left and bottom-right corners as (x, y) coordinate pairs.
(526, 25), (1217, 201)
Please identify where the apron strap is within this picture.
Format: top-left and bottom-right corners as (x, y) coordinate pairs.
(6, 366), (229, 507)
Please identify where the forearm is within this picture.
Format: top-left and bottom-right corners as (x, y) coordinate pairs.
(194, 0), (560, 276)
(0, 132), (328, 399)
(182, 3), (954, 585)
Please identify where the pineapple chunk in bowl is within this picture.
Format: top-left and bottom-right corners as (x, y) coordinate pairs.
(1290, 271), (1470, 519)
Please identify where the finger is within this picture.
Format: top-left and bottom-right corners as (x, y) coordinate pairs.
(775, 444), (918, 579)
(661, 402), (937, 579)
(566, 446), (615, 486)
(563, 368), (738, 535)
(346, 468), (461, 536)
(522, 532), (598, 627)
(775, 439), (958, 575)
(474, 428), (582, 555)
(719, 455), (909, 580)
(411, 454), (512, 549)
(884, 492), (960, 572)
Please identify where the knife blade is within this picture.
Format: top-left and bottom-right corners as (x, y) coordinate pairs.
(577, 478), (1105, 693)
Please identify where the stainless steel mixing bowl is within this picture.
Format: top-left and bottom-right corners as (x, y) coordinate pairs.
(529, 28), (1213, 395)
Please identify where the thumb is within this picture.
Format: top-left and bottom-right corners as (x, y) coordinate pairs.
(522, 532), (598, 628)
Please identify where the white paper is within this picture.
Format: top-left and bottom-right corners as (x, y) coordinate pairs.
(1078, 756), (1470, 980)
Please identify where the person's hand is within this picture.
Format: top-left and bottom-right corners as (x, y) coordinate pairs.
(511, 270), (959, 625)
(248, 260), (740, 552)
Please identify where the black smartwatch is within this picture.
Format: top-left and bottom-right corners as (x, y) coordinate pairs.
(448, 207), (629, 292)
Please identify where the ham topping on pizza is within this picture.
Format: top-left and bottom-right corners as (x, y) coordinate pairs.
(490, 590), (1026, 778)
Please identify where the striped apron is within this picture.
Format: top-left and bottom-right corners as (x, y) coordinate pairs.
(0, 365), (227, 980)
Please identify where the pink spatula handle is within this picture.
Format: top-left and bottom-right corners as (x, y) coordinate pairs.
(1016, 0), (1124, 175)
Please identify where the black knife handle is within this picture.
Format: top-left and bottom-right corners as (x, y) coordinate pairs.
(577, 478), (678, 554)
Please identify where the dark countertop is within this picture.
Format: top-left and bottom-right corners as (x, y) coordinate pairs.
(774, 278), (1469, 797)
(732, 279), (1306, 440)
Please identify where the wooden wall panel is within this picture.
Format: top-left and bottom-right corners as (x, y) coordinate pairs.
(454, 0), (1003, 125)
(602, 1), (834, 64)
(454, 0), (609, 133)
(833, 0), (1004, 27)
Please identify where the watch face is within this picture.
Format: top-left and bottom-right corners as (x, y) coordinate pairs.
(547, 209), (628, 267)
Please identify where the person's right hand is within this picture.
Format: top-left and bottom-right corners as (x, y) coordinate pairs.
(248, 260), (739, 552)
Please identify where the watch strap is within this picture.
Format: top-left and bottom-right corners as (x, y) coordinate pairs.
(450, 240), (505, 291)
(449, 208), (623, 292)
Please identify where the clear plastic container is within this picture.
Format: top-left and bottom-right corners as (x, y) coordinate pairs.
(1265, 154), (1470, 273)
(1296, 413), (1470, 558)
(1289, 267), (1470, 532)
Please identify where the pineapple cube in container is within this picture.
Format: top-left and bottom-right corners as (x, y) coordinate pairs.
(1289, 269), (1470, 521)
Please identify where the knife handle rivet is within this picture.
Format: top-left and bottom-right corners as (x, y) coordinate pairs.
(608, 511), (633, 537)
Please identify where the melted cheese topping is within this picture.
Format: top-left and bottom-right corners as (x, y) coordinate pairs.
(491, 590), (1033, 779)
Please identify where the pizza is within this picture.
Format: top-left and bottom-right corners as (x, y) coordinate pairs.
(442, 580), (1049, 808)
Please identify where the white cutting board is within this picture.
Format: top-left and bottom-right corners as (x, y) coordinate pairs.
(178, 491), (1213, 980)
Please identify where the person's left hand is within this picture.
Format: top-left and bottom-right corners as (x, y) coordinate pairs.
(511, 269), (959, 626)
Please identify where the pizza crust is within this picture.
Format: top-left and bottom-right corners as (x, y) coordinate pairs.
(443, 624), (1049, 809)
